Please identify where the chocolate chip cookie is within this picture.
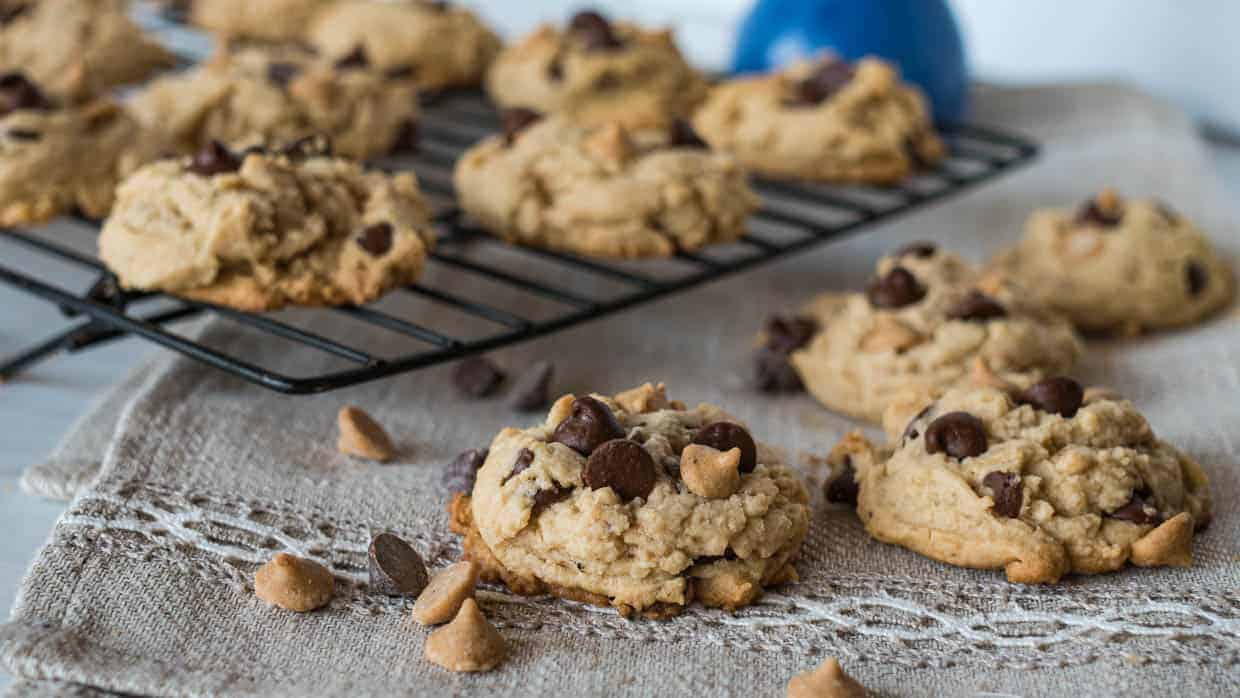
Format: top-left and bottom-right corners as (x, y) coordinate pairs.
(98, 140), (435, 311)
(993, 189), (1234, 334)
(485, 11), (707, 129)
(0, 0), (175, 101)
(780, 244), (1082, 423)
(0, 73), (159, 226)
(453, 114), (758, 258)
(693, 56), (944, 183)
(131, 46), (420, 160)
(449, 383), (811, 617)
(307, 1), (500, 90)
(835, 379), (1212, 583)
(191, 0), (332, 42)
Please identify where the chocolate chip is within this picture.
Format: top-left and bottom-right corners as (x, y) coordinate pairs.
(187, 140), (241, 176)
(391, 119), (419, 153)
(825, 457), (859, 505)
(0, 73), (52, 116)
(1108, 490), (1161, 525)
(502, 108), (542, 145)
(668, 119), (708, 149)
(334, 45), (370, 70)
(753, 315), (816, 393)
(531, 485), (572, 516)
(508, 360), (554, 412)
(1186, 261), (1207, 297)
(368, 533), (428, 597)
(551, 396), (624, 455)
(453, 356), (505, 398)
(692, 422), (757, 473)
(547, 57), (564, 81)
(569, 10), (623, 51)
(6, 128), (40, 141)
(1076, 198), (1122, 227)
(983, 471), (1022, 518)
(795, 60), (855, 104)
(763, 314), (818, 354)
(902, 404), (932, 443)
(896, 241), (937, 259)
(266, 62), (301, 87)
(442, 448), (487, 493)
(356, 222), (393, 256)
(0, 4), (30, 26)
(866, 267), (926, 309)
(502, 448), (535, 484)
(582, 439), (655, 501)
(924, 412), (987, 460)
(946, 290), (1007, 322)
(1020, 377), (1084, 418)
(384, 64), (417, 80)
(753, 347), (803, 393)
(281, 134), (332, 158)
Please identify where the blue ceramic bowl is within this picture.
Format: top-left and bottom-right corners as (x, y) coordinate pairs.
(732, 0), (969, 123)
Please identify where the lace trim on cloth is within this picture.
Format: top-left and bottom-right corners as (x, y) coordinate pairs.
(51, 481), (1240, 671)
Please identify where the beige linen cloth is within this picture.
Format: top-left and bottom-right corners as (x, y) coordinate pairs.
(5, 84), (1240, 696)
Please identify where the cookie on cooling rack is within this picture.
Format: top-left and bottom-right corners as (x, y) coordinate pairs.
(485, 10), (707, 129)
(0, 0), (175, 102)
(453, 112), (758, 258)
(0, 73), (160, 226)
(832, 378), (1212, 583)
(98, 139), (435, 312)
(762, 243), (1082, 423)
(692, 55), (944, 183)
(190, 0), (332, 43)
(449, 383), (811, 618)
(992, 189), (1234, 335)
(131, 46), (419, 161)
(306, 1), (500, 91)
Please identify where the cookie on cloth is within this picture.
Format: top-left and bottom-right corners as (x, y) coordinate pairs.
(453, 113), (758, 258)
(775, 244), (1082, 423)
(692, 55), (944, 183)
(98, 139), (435, 312)
(833, 379), (1212, 584)
(449, 383), (811, 618)
(485, 10), (707, 129)
(992, 189), (1234, 334)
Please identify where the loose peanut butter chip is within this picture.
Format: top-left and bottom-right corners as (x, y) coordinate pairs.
(424, 598), (507, 673)
(254, 553), (334, 612)
(859, 315), (922, 354)
(337, 406), (395, 462)
(680, 444), (742, 499)
(614, 382), (671, 414)
(412, 560), (479, 625)
(787, 657), (868, 698)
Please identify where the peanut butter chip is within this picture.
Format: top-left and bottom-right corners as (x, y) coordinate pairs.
(614, 382), (671, 414)
(424, 598), (507, 673)
(787, 657), (868, 698)
(680, 444), (742, 499)
(337, 406), (395, 462)
(412, 561), (479, 625)
(254, 553), (334, 612)
(859, 315), (922, 354)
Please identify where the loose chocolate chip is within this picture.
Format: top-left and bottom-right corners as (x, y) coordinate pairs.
(187, 140), (241, 176)
(0, 4), (30, 26)
(569, 10), (623, 51)
(6, 128), (40, 141)
(547, 57), (564, 81)
(502, 448), (535, 484)
(1186, 261), (1207, 297)
(508, 360), (554, 412)
(442, 448), (487, 493)
(531, 485), (572, 516)
(946, 290), (1007, 322)
(356, 222), (394, 256)
(692, 422), (757, 473)
(384, 64), (417, 80)
(391, 119), (419, 153)
(763, 314), (818, 354)
(1020, 376), (1084, 418)
(753, 347), (803, 393)
(334, 45), (370, 70)
(281, 133), (332, 158)
(453, 356), (506, 398)
(551, 396), (624, 455)
(866, 267), (926, 309)
(0, 72), (52, 116)
(795, 60), (855, 104)
(924, 411), (987, 460)
(1075, 198), (1122, 227)
(368, 532), (429, 597)
(266, 62), (301, 87)
(583, 439), (656, 501)
(983, 471), (1022, 518)
(1108, 490), (1162, 525)
(502, 108), (542, 145)
(825, 458), (859, 505)
(668, 119), (708, 149)
(902, 404), (932, 443)
(896, 241), (937, 259)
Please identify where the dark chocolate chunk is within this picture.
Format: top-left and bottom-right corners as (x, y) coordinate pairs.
(946, 290), (1007, 322)
(983, 471), (1022, 518)
(6, 128), (40, 141)
(753, 347), (803, 392)
(502, 448), (535, 484)
(668, 118), (708, 149)
(763, 314), (818, 354)
(550, 396), (624, 455)
(508, 360), (554, 412)
(442, 447), (487, 493)
(187, 140), (241, 176)
(0, 72), (52, 116)
(266, 62), (301, 87)
(866, 267), (926, 309)
(692, 422), (757, 473)
(502, 107), (542, 145)
(753, 315), (816, 393)
(1020, 377), (1084, 418)
(568, 10), (623, 51)
(531, 485), (572, 516)
(356, 222), (393, 256)
(795, 60), (855, 104)
(583, 439), (655, 501)
(1186, 261), (1207, 297)
(1108, 490), (1162, 525)
(896, 241), (937, 259)
(334, 45), (370, 70)
(368, 532), (429, 597)
(453, 356), (506, 398)
(924, 411), (988, 460)
(825, 457), (859, 505)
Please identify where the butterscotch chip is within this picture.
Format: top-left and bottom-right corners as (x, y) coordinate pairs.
(254, 553), (334, 612)
(423, 598), (506, 673)
(787, 657), (868, 698)
(680, 444), (741, 499)
(412, 561), (480, 625)
(337, 406), (395, 462)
